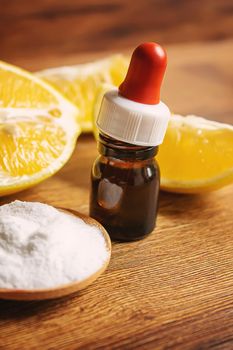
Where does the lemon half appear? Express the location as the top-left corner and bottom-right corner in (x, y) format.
(0, 61), (80, 196)
(36, 55), (128, 133)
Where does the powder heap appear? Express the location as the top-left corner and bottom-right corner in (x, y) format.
(0, 200), (109, 290)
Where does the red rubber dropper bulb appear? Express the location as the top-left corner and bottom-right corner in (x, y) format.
(119, 42), (167, 105)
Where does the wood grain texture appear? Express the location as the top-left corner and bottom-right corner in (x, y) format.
(0, 40), (233, 349)
(1, 0), (233, 65)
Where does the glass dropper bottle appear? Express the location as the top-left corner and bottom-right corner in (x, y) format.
(90, 42), (170, 241)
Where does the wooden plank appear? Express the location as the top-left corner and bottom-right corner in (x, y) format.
(0, 40), (233, 349)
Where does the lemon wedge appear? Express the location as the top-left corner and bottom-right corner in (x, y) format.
(36, 55), (128, 133)
(0, 60), (80, 196)
(158, 114), (233, 193)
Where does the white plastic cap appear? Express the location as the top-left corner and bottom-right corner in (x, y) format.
(96, 90), (170, 146)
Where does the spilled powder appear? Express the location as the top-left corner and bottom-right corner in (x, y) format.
(0, 201), (109, 290)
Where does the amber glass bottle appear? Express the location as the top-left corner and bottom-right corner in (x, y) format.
(90, 42), (170, 241)
(90, 133), (160, 241)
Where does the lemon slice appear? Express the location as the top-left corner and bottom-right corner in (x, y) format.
(36, 55), (128, 133)
(158, 115), (233, 193)
(0, 61), (80, 196)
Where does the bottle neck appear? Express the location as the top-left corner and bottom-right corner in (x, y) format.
(98, 133), (158, 161)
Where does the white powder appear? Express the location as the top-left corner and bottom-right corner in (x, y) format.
(0, 200), (110, 290)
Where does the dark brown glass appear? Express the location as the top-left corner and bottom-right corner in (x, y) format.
(90, 133), (160, 241)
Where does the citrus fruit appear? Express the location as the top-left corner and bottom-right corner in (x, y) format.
(0, 60), (80, 196)
(36, 55), (128, 133)
(158, 114), (233, 193)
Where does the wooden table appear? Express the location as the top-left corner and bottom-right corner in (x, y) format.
(0, 40), (233, 350)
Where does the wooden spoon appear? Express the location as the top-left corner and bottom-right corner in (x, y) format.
(0, 208), (111, 301)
